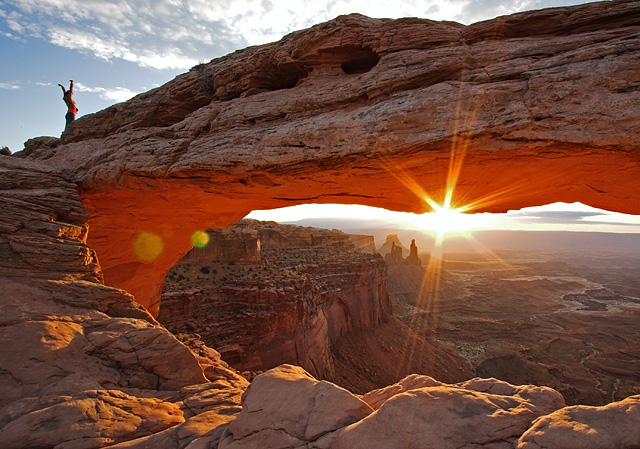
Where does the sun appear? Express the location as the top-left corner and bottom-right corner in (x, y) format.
(429, 206), (470, 234)
(411, 204), (490, 236)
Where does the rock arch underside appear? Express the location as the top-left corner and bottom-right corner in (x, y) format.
(2, 1), (640, 447)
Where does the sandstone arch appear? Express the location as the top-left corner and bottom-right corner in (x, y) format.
(25, 0), (640, 315)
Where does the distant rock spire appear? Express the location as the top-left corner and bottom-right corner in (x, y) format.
(384, 241), (404, 265)
(405, 239), (422, 267)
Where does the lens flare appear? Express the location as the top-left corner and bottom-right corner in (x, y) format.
(134, 232), (164, 261)
(191, 230), (210, 248)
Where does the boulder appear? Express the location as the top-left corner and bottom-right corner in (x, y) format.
(315, 383), (563, 449)
(219, 365), (373, 448)
(518, 394), (640, 449)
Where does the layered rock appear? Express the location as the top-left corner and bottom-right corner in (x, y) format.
(182, 226), (260, 263)
(21, 0), (640, 314)
(0, 156), (248, 448)
(3, 1), (640, 447)
(159, 220), (391, 380)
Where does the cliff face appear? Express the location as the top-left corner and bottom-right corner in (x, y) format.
(158, 220), (390, 380)
(182, 226), (261, 263)
(22, 0), (640, 315)
(0, 157), (248, 449)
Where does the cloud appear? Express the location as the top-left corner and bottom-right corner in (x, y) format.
(1, 0), (603, 70)
(502, 203), (640, 229)
(0, 82), (21, 90)
(508, 210), (607, 224)
(75, 82), (139, 102)
(454, 0), (600, 24)
(1, 0), (250, 69)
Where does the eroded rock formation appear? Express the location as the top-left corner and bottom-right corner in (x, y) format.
(159, 220), (390, 380)
(379, 234), (408, 257)
(384, 236), (424, 266)
(0, 157), (248, 448)
(218, 365), (571, 449)
(23, 0), (640, 315)
(2, 1), (640, 447)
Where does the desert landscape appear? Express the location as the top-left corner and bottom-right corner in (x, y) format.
(389, 244), (640, 406)
(1, 1), (640, 447)
(159, 220), (640, 407)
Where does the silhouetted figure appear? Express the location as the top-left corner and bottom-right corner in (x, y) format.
(58, 80), (77, 128)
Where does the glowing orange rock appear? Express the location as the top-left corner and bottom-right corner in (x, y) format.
(24, 1), (640, 314)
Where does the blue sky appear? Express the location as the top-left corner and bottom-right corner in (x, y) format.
(3, 0), (637, 233)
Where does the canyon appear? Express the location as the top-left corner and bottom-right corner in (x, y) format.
(2, 1), (640, 447)
(387, 245), (640, 406)
(158, 220), (471, 392)
(158, 220), (392, 381)
(160, 220), (640, 407)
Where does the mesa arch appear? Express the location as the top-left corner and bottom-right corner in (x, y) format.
(25, 0), (640, 316)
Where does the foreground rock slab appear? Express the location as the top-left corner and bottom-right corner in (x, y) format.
(518, 394), (640, 449)
(219, 365), (565, 449)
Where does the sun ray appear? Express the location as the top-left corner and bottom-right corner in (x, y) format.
(374, 61), (567, 377)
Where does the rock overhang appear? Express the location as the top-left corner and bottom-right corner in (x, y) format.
(23, 0), (640, 314)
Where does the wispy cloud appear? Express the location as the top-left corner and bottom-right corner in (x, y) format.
(0, 0), (603, 70)
(502, 203), (640, 229)
(75, 82), (139, 103)
(455, 0), (601, 24)
(0, 82), (21, 90)
(506, 210), (607, 224)
(1, 0), (249, 69)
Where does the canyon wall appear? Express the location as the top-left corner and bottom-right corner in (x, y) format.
(159, 220), (390, 379)
(0, 156), (249, 449)
(22, 0), (640, 315)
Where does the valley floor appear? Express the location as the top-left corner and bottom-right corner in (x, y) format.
(388, 249), (640, 405)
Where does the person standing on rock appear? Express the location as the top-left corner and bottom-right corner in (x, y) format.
(58, 80), (78, 128)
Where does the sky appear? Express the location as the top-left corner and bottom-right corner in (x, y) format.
(247, 202), (640, 234)
(2, 0), (636, 235)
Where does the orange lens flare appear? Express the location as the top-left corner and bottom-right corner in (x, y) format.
(191, 230), (210, 248)
(134, 232), (164, 262)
